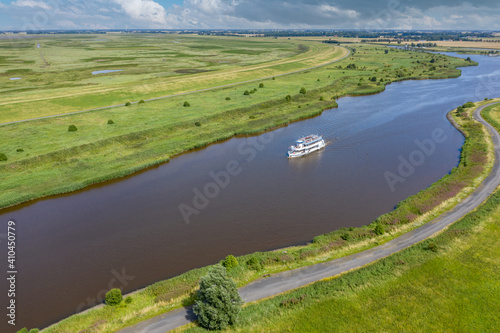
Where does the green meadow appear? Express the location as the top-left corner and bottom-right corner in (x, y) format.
(0, 35), (342, 122)
(0, 35), (475, 210)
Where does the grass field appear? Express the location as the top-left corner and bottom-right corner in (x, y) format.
(36, 99), (495, 333)
(0, 37), (475, 210)
(0, 35), (344, 122)
(177, 103), (500, 333)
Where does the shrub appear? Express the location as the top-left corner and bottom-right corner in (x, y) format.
(272, 77), (276, 80)
(105, 288), (123, 306)
(374, 224), (385, 235)
(125, 102), (131, 106)
(16, 148), (24, 153)
(124, 296), (133, 304)
(246, 257), (262, 271)
(319, 96), (324, 101)
(195, 122), (201, 127)
(299, 87), (306, 94)
(183, 101), (190, 107)
(68, 125), (77, 132)
(243, 90), (250, 95)
(222, 255), (238, 270)
(107, 120), (114, 125)
(280, 294), (307, 307)
(225, 97), (231, 101)
(340, 233), (351, 241)
(0, 153), (7, 162)
(426, 242), (439, 253)
(463, 102), (475, 108)
(259, 83), (264, 88)
(16, 329), (38, 333)
(285, 95), (291, 101)
(193, 265), (243, 330)
(138, 99), (145, 104)
(249, 115), (256, 119)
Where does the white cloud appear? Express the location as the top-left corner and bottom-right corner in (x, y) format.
(113, 0), (167, 25)
(12, 0), (51, 10)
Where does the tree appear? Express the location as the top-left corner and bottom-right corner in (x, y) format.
(222, 255), (238, 270)
(193, 265), (243, 330)
(105, 288), (123, 306)
(125, 102), (131, 106)
(107, 120), (114, 125)
(466, 57), (472, 62)
(0, 153), (7, 161)
(385, 49), (389, 54)
(243, 90), (250, 95)
(299, 87), (306, 94)
(68, 125), (77, 132)
(184, 101), (191, 107)
(259, 83), (264, 88)
(285, 94), (291, 101)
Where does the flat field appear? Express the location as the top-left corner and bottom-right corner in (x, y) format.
(0, 35), (474, 209)
(0, 34), (343, 122)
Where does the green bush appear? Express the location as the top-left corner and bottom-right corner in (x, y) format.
(124, 296), (133, 304)
(16, 148), (24, 152)
(183, 101), (190, 107)
(193, 265), (243, 330)
(195, 122), (201, 127)
(107, 120), (114, 125)
(426, 242), (439, 252)
(246, 257), (262, 271)
(125, 102), (131, 106)
(319, 96), (324, 101)
(138, 99), (145, 104)
(259, 83), (264, 88)
(300, 87), (306, 94)
(243, 90), (250, 95)
(68, 125), (77, 132)
(374, 224), (385, 235)
(225, 97), (231, 101)
(0, 153), (8, 161)
(463, 102), (475, 108)
(223, 255), (238, 270)
(285, 95), (291, 101)
(16, 328), (39, 333)
(105, 288), (123, 306)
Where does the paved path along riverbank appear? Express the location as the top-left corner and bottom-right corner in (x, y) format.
(120, 102), (500, 333)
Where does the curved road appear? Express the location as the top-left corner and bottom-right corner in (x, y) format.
(119, 101), (500, 333)
(0, 47), (350, 127)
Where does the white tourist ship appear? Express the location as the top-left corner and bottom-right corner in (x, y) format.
(287, 134), (326, 158)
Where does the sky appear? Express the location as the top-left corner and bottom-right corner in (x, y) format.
(0, 0), (499, 31)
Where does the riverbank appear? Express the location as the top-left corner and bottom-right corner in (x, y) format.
(38, 99), (498, 333)
(0, 45), (475, 210)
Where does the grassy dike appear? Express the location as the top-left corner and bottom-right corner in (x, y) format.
(38, 100), (497, 333)
(0, 45), (474, 210)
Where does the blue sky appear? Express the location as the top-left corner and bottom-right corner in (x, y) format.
(0, 0), (499, 31)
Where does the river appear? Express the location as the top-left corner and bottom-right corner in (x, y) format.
(1, 52), (500, 331)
